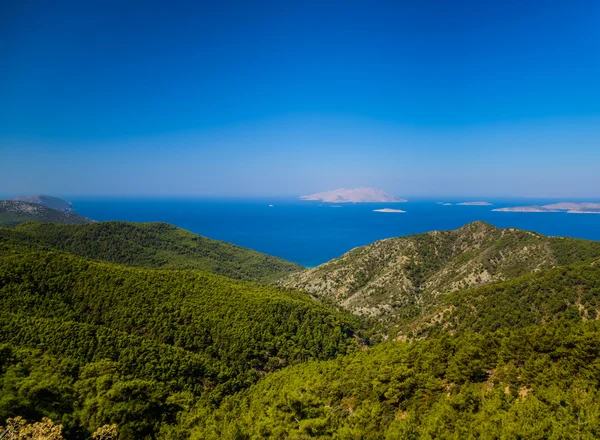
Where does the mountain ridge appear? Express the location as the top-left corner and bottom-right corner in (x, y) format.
(279, 221), (600, 329)
(0, 221), (303, 282)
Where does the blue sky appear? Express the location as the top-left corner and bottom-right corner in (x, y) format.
(1, 0), (599, 197)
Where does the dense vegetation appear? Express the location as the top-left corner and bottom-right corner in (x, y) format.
(3, 221), (600, 438)
(0, 245), (359, 439)
(0, 221), (302, 282)
(0, 201), (93, 227)
(194, 321), (600, 439)
(406, 263), (600, 338)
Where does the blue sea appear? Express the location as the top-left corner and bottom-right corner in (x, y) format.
(70, 197), (600, 268)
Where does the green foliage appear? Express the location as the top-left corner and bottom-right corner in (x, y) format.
(193, 321), (600, 439)
(0, 246), (358, 439)
(3, 221), (600, 439)
(409, 263), (600, 338)
(550, 237), (600, 266)
(0, 221), (302, 282)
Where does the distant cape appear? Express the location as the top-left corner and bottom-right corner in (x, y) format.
(300, 187), (407, 203)
(11, 194), (74, 212)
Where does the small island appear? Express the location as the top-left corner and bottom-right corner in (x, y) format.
(494, 202), (600, 214)
(373, 208), (406, 213)
(456, 201), (493, 206)
(301, 187), (407, 203)
(545, 202), (600, 213)
(493, 206), (558, 213)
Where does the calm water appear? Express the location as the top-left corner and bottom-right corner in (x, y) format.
(70, 197), (600, 267)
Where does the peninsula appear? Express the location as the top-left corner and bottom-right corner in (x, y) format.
(300, 187), (407, 203)
(11, 194), (74, 212)
(0, 200), (93, 226)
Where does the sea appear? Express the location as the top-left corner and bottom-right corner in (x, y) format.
(69, 197), (600, 268)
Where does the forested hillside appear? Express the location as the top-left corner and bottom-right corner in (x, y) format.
(3, 222), (600, 439)
(0, 200), (93, 226)
(193, 321), (600, 439)
(280, 221), (600, 328)
(0, 245), (359, 439)
(404, 263), (600, 338)
(0, 221), (302, 282)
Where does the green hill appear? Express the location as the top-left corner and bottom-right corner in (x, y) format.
(0, 221), (302, 282)
(0, 245), (360, 439)
(0, 200), (93, 226)
(279, 221), (600, 328)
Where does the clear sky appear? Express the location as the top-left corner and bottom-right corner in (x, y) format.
(1, 0), (599, 197)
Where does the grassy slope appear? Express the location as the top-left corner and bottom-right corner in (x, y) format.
(0, 221), (302, 282)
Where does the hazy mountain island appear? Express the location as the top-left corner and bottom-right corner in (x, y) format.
(300, 187), (407, 203)
(373, 208), (406, 213)
(494, 202), (600, 214)
(0, 200), (94, 226)
(10, 194), (75, 211)
(456, 201), (493, 206)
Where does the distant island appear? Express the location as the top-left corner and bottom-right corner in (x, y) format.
(456, 201), (493, 206)
(493, 206), (558, 213)
(494, 202), (600, 214)
(301, 187), (407, 203)
(11, 194), (74, 212)
(373, 208), (406, 213)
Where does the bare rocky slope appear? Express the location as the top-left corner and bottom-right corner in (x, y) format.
(279, 221), (600, 328)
